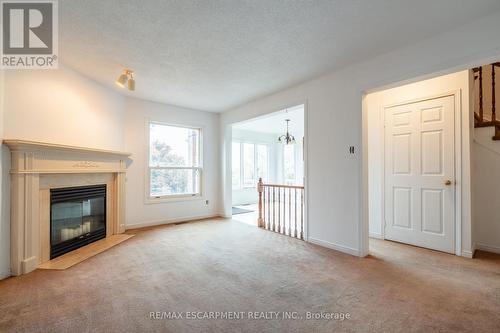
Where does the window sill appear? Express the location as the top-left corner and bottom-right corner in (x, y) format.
(145, 194), (204, 204)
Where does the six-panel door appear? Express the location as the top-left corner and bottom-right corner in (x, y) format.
(384, 95), (455, 253)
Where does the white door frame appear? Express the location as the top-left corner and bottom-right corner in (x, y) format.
(378, 90), (462, 255)
(224, 100), (310, 241)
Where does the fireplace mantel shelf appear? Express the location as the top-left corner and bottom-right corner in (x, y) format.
(3, 139), (131, 157)
(4, 139), (131, 175)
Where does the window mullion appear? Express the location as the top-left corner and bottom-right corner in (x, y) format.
(240, 142), (243, 189)
(254, 144), (258, 185)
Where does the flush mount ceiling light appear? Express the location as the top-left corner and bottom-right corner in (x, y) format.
(277, 119), (296, 145)
(116, 69), (135, 91)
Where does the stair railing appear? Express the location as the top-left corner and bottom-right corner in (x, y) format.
(257, 178), (304, 240)
(474, 63), (500, 140)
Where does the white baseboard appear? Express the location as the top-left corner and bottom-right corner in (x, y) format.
(475, 242), (500, 255)
(369, 232), (383, 239)
(461, 250), (474, 258)
(308, 237), (361, 256)
(125, 214), (222, 230)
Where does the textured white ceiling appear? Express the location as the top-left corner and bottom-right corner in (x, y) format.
(59, 0), (500, 112)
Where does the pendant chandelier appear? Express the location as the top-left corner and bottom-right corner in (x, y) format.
(277, 119), (296, 145)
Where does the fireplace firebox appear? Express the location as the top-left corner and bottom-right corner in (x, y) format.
(50, 185), (106, 259)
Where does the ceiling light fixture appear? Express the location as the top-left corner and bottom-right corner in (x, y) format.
(116, 69), (135, 91)
(278, 118), (296, 145)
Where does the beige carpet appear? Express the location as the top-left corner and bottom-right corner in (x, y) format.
(0, 218), (499, 332)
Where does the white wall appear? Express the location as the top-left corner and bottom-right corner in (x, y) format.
(221, 11), (500, 256)
(0, 69), (9, 279)
(365, 71), (473, 256)
(0, 149), (7, 280)
(3, 65), (124, 150)
(472, 113), (500, 254)
(365, 96), (383, 239)
(123, 97), (221, 228)
(0, 65), (126, 278)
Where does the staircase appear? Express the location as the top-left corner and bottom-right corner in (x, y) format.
(473, 63), (500, 140)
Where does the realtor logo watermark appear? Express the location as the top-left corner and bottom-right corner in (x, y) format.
(1, 0), (58, 69)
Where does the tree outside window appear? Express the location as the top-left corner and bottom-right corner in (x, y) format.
(149, 123), (202, 198)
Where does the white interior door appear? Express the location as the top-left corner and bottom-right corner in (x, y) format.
(384, 95), (455, 253)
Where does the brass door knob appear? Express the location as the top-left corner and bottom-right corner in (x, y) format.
(444, 180), (452, 186)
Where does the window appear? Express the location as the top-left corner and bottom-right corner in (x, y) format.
(256, 144), (268, 182)
(243, 143), (255, 187)
(284, 144), (295, 185)
(231, 142), (241, 189)
(148, 122), (202, 199)
(232, 141), (269, 189)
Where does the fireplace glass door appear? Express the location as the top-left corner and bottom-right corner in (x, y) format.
(50, 185), (106, 259)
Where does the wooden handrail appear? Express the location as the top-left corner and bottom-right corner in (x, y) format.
(259, 183), (304, 189)
(257, 178), (304, 240)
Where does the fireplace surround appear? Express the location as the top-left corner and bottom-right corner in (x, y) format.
(4, 140), (131, 276)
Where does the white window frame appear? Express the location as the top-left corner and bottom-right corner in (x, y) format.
(283, 144), (296, 185)
(231, 141), (242, 190)
(256, 143), (269, 184)
(146, 120), (204, 203)
(242, 142), (256, 188)
(232, 140), (269, 189)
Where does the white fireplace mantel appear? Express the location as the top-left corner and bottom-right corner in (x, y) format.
(3, 139), (131, 276)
